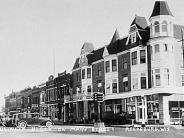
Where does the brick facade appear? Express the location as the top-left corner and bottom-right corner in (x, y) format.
(118, 52), (131, 92)
(92, 61), (105, 93)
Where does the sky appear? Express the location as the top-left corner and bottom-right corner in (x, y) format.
(0, 0), (184, 110)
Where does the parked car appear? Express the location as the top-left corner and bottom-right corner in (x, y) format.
(3, 113), (53, 129)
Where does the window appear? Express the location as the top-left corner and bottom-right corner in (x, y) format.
(162, 21), (167, 32)
(97, 65), (102, 76)
(166, 68), (169, 85)
(182, 75), (184, 86)
(82, 69), (85, 79)
(131, 51), (137, 65)
(131, 33), (136, 43)
(132, 75), (138, 90)
(98, 69), (102, 76)
(97, 80), (103, 92)
(123, 76), (128, 92)
(122, 57), (127, 69)
(87, 68), (91, 78)
(154, 21), (159, 33)
(155, 44), (159, 53)
(114, 104), (122, 114)
(151, 70), (154, 87)
(77, 86), (81, 93)
(105, 61), (110, 72)
(76, 72), (79, 82)
(105, 105), (113, 112)
(112, 79), (117, 93)
(155, 69), (161, 86)
(87, 85), (91, 93)
(112, 59), (117, 71)
(140, 50), (146, 63)
(150, 46), (153, 60)
(106, 81), (110, 94)
(141, 73), (147, 89)
(164, 44), (168, 52)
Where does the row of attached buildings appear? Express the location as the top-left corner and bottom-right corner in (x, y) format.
(5, 1), (184, 125)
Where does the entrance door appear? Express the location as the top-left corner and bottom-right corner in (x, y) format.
(137, 104), (146, 123)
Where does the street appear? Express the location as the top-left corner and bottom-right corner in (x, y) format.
(0, 125), (184, 138)
(0, 125), (130, 138)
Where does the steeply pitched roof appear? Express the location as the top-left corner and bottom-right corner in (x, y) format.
(110, 29), (120, 44)
(131, 16), (148, 30)
(81, 42), (94, 53)
(92, 47), (105, 62)
(107, 37), (128, 55)
(174, 24), (184, 40)
(150, 1), (173, 18)
(72, 58), (80, 70)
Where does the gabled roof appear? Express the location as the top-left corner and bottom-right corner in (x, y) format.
(110, 29), (120, 44)
(174, 24), (184, 40)
(150, 1), (173, 18)
(131, 16), (148, 30)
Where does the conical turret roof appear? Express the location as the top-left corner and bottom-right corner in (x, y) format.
(150, 1), (173, 18)
(110, 29), (120, 44)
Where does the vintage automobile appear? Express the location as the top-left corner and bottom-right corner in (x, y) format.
(3, 113), (53, 129)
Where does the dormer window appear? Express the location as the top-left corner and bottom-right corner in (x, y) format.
(131, 33), (136, 43)
(154, 21), (160, 33)
(126, 24), (142, 45)
(162, 21), (168, 32)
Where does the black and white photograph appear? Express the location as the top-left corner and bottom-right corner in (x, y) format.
(0, 0), (184, 138)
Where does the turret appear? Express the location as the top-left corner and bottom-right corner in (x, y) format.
(149, 1), (174, 38)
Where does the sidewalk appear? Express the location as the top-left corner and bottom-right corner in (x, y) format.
(52, 121), (184, 130)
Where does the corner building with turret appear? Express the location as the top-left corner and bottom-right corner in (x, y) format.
(71, 1), (184, 125)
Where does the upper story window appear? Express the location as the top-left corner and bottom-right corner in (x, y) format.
(122, 57), (128, 69)
(162, 21), (168, 32)
(112, 59), (117, 71)
(182, 75), (184, 86)
(76, 72), (80, 82)
(106, 81), (110, 94)
(77, 86), (81, 93)
(155, 44), (160, 53)
(112, 79), (117, 93)
(154, 21), (159, 33)
(141, 73), (147, 89)
(164, 68), (169, 85)
(132, 75), (138, 90)
(131, 51), (137, 65)
(105, 61), (110, 73)
(97, 65), (102, 76)
(97, 80), (103, 92)
(164, 44), (168, 52)
(87, 68), (91, 78)
(155, 69), (161, 86)
(87, 85), (92, 93)
(140, 50), (146, 64)
(82, 69), (85, 79)
(123, 76), (128, 92)
(131, 33), (136, 43)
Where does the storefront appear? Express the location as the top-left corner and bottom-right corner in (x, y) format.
(169, 101), (184, 124)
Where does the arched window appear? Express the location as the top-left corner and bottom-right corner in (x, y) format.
(154, 21), (159, 33)
(162, 21), (168, 32)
